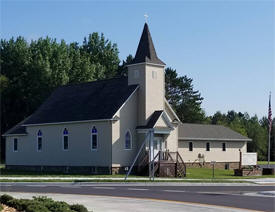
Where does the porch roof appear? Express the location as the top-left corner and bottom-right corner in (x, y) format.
(136, 110), (163, 129)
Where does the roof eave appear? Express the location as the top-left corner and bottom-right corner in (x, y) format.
(178, 137), (252, 142)
(2, 133), (28, 137)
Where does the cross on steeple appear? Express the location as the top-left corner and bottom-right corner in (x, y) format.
(144, 13), (149, 23)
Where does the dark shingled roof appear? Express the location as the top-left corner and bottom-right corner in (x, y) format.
(179, 123), (251, 141)
(3, 121), (27, 136)
(136, 110), (163, 129)
(4, 77), (138, 135)
(132, 23), (165, 65)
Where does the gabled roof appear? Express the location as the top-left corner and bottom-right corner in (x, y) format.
(132, 23), (165, 66)
(4, 77), (138, 135)
(178, 123), (252, 141)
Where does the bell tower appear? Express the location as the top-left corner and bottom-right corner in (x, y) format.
(128, 23), (166, 126)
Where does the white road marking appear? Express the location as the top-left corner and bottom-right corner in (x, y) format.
(128, 188), (149, 191)
(163, 190), (186, 193)
(93, 187), (115, 190)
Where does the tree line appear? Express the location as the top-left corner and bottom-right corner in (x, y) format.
(1, 35), (274, 161)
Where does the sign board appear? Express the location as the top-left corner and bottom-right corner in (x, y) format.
(210, 161), (216, 165)
(241, 153), (257, 166)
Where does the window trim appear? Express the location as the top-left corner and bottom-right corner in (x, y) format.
(206, 142), (210, 151)
(13, 138), (18, 152)
(37, 131), (42, 152)
(188, 142), (193, 151)
(62, 128), (69, 151)
(222, 142), (226, 151)
(124, 130), (132, 150)
(91, 127), (98, 151)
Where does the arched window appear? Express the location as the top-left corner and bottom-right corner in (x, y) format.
(91, 126), (98, 150)
(37, 130), (42, 151)
(63, 128), (69, 150)
(125, 130), (132, 150)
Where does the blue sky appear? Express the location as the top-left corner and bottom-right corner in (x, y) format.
(1, 0), (274, 118)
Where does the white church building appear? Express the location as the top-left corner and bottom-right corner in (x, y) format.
(3, 23), (251, 176)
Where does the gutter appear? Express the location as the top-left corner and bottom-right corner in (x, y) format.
(178, 137), (252, 142)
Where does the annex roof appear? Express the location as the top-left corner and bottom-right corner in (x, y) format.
(178, 123), (252, 141)
(132, 23), (165, 66)
(4, 77), (138, 135)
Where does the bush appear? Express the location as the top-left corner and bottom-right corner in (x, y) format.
(0, 194), (88, 212)
(7, 199), (32, 211)
(26, 203), (50, 212)
(0, 204), (3, 210)
(70, 204), (88, 212)
(0, 194), (13, 205)
(46, 201), (73, 212)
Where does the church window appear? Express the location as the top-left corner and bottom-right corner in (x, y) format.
(206, 142), (210, 151)
(152, 71), (157, 79)
(91, 126), (98, 150)
(134, 70), (139, 78)
(188, 142), (193, 151)
(63, 128), (69, 150)
(13, 138), (18, 152)
(37, 130), (42, 151)
(125, 130), (132, 150)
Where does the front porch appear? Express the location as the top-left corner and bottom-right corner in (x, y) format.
(137, 150), (186, 177)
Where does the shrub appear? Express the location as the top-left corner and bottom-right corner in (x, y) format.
(0, 194), (13, 205)
(0, 204), (3, 210)
(33, 197), (72, 212)
(26, 203), (50, 212)
(70, 204), (88, 212)
(7, 199), (32, 211)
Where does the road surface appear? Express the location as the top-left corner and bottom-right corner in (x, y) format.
(0, 183), (274, 211)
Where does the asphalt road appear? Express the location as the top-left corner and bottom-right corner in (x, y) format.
(0, 183), (274, 212)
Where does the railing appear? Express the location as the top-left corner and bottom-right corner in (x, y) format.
(137, 150), (186, 178)
(176, 152), (186, 177)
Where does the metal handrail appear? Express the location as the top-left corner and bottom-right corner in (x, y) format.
(125, 132), (151, 181)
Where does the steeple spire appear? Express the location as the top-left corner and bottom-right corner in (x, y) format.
(132, 23), (165, 65)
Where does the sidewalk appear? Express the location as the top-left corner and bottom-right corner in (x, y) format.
(0, 192), (252, 212)
(0, 177), (274, 184)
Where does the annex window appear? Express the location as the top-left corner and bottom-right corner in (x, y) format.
(63, 128), (69, 150)
(91, 126), (98, 150)
(37, 130), (42, 152)
(13, 138), (18, 152)
(206, 142), (210, 151)
(125, 130), (132, 150)
(188, 142), (193, 151)
(222, 143), (226, 151)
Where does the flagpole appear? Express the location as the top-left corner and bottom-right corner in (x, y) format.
(267, 126), (271, 168)
(268, 92), (271, 167)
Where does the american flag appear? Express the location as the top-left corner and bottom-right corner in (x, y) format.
(268, 93), (272, 132)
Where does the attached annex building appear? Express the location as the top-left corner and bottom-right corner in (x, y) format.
(3, 23), (251, 174)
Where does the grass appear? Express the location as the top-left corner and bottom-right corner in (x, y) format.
(257, 161), (275, 165)
(0, 167), (274, 182)
(186, 168), (274, 179)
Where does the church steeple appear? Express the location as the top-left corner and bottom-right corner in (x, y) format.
(133, 23), (165, 65)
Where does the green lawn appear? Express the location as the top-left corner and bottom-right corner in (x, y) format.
(0, 167), (274, 180)
(257, 161), (275, 165)
(186, 167), (275, 179)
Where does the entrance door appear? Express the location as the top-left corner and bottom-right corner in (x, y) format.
(153, 137), (162, 161)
